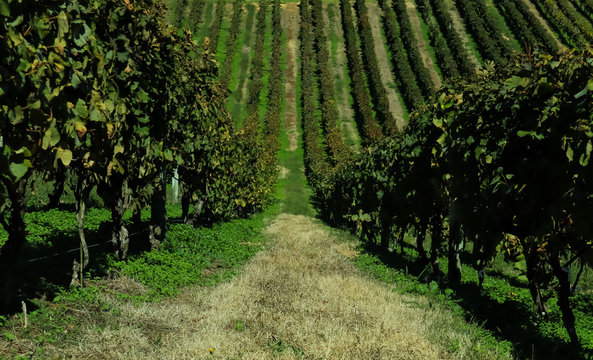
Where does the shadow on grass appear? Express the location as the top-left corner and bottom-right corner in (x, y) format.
(358, 242), (587, 360)
(4, 221), (154, 316)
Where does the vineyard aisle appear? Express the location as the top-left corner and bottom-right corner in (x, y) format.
(60, 212), (483, 359)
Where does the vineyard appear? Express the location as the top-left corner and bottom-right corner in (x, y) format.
(2, 0), (593, 358)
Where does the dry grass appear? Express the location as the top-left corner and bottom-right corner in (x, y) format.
(35, 214), (510, 359)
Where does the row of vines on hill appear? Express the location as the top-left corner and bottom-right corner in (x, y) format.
(354, 0), (398, 135)
(575, 0), (593, 23)
(427, 0), (475, 76)
(534, 0), (589, 48)
(219, 0), (245, 91)
(300, 0), (329, 189)
(207, 0), (226, 52)
(339, 0), (383, 144)
(0, 0), (273, 311)
(376, 0), (423, 111)
(415, 0), (460, 80)
(311, 0), (352, 165)
(313, 51), (593, 350)
(263, 0), (283, 160)
(493, 0), (561, 54)
(454, 0), (513, 65)
(387, 0), (435, 99)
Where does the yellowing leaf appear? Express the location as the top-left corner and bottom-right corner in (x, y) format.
(75, 121), (87, 138)
(56, 147), (72, 166)
(114, 144), (124, 155)
(106, 123), (116, 139)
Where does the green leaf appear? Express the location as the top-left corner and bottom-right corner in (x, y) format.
(0, 0), (9, 16)
(89, 109), (104, 122)
(74, 99), (89, 118)
(71, 73), (81, 88)
(505, 76), (530, 90)
(566, 146), (574, 162)
(57, 11), (69, 38)
(28, 100), (41, 110)
(9, 162), (29, 180)
(8, 106), (23, 124)
(73, 23), (91, 47)
(42, 126), (60, 150)
(114, 144), (124, 155)
(579, 153), (590, 167)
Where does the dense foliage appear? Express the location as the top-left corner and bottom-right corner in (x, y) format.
(0, 0), (273, 310)
(316, 50), (593, 351)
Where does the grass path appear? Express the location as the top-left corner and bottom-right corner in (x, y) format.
(55, 214), (505, 359)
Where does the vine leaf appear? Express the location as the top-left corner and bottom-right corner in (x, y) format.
(42, 126), (60, 150)
(56, 147), (72, 166)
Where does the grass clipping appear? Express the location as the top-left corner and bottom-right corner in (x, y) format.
(49, 214), (508, 359)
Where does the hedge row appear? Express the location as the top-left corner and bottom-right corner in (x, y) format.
(301, 0), (330, 186)
(388, 0), (435, 99)
(374, 0), (423, 111)
(427, 0), (475, 77)
(415, 0), (460, 80)
(311, 0), (352, 164)
(0, 0), (274, 303)
(339, 0), (383, 144)
(494, 0), (560, 54)
(454, 0), (510, 65)
(219, 0), (245, 91)
(534, 0), (588, 48)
